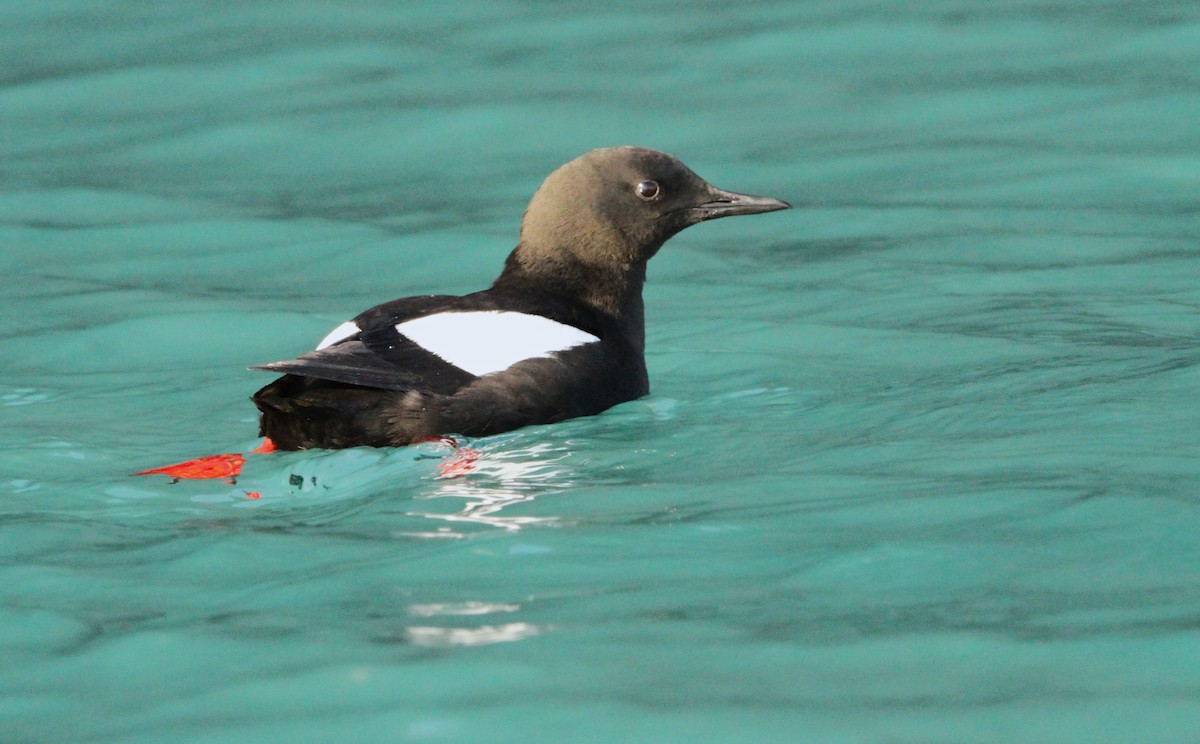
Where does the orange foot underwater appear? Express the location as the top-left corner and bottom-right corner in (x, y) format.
(134, 438), (277, 485)
(412, 436), (480, 479)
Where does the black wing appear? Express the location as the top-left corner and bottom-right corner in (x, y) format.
(249, 290), (612, 394)
(250, 338), (475, 394)
(250, 294), (476, 394)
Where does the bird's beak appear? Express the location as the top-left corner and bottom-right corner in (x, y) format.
(690, 186), (792, 223)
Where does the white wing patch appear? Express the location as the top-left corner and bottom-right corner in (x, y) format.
(315, 321), (359, 350)
(395, 311), (600, 377)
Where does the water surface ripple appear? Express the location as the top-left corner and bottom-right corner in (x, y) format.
(3, 2), (1199, 742)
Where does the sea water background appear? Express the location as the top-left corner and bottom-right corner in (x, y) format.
(3, 2), (1199, 742)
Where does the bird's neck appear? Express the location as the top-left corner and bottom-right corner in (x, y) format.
(492, 245), (647, 350)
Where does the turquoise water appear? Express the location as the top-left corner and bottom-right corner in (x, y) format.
(4, 2), (1200, 741)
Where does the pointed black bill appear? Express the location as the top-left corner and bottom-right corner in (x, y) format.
(690, 186), (791, 223)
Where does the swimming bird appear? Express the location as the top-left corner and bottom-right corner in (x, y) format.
(251, 146), (790, 449)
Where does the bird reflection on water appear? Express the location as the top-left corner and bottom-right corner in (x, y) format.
(401, 438), (579, 534)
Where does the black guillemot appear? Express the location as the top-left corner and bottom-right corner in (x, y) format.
(251, 146), (790, 449)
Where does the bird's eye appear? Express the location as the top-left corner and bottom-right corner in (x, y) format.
(635, 180), (661, 200)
